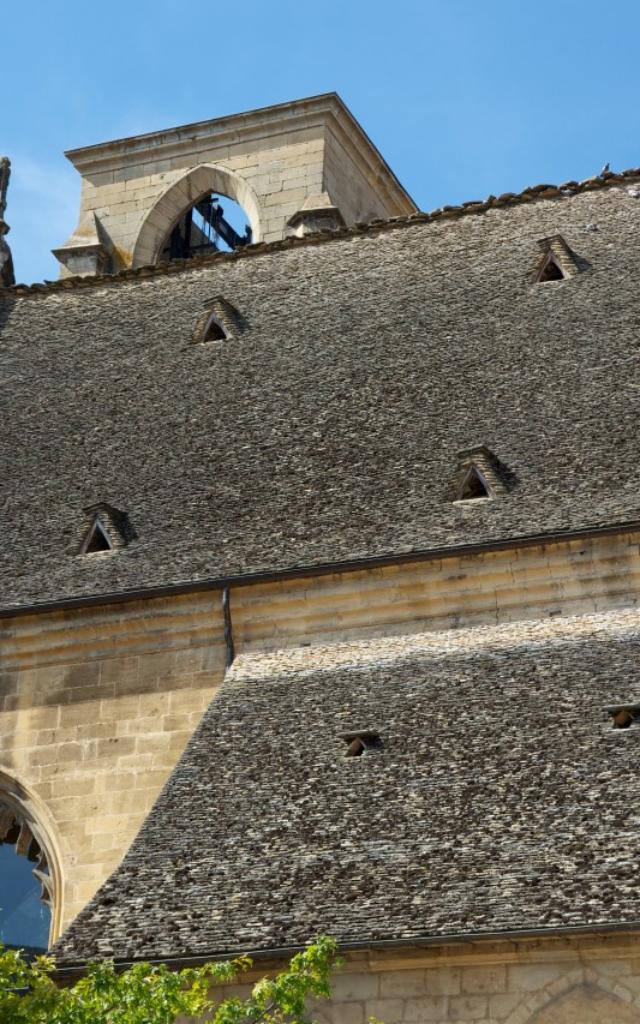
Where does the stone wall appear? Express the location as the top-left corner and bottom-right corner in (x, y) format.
(0, 590), (226, 934)
(230, 527), (640, 652)
(323, 126), (400, 225)
(203, 936), (640, 1024)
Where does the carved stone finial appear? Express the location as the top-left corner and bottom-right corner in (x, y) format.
(0, 157), (15, 288)
(52, 211), (110, 278)
(285, 192), (346, 238)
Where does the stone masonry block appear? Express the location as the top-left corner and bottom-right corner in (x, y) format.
(135, 733), (172, 756)
(169, 689), (209, 714)
(403, 996), (449, 1022)
(326, 1003), (364, 1024)
(461, 965), (507, 994)
(264, 188), (308, 208)
(507, 964), (564, 993)
(379, 970), (426, 997)
(95, 736), (136, 759)
(364, 999), (404, 1022)
(28, 741), (83, 766)
(447, 995), (489, 1020)
(422, 969), (462, 996)
(100, 693), (141, 719)
(331, 973), (379, 1001)
(488, 992), (523, 1019)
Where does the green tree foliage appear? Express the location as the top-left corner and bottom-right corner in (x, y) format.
(0, 936), (341, 1024)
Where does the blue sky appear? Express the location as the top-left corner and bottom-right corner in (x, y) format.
(4, 0), (640, 284)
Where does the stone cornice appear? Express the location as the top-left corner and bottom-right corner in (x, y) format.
(63, 93), (415, 219)
(65, 93), (340, 168)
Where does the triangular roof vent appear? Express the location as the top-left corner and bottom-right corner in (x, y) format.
(451, 446), (511, 502)
(340, 731), (381, 757)
(192, 296), (245, 343)
(458, 465), (490, 500)
(537, 251), (565, 282)
(534, 234), (581, 282)
(76, 502), (135, 555)
(82, 518), (112, 553)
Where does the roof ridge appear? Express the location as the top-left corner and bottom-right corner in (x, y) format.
(3, 168), (640, 298)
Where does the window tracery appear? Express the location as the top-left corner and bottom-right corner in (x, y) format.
(0, 800), (53, 950)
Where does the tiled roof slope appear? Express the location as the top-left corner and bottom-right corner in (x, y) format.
(54, 609), (640, 963)
(3, 182), (640, 608)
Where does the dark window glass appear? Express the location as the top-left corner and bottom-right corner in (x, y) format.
(0, 843), (50, 949)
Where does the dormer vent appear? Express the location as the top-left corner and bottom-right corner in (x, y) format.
(75, 502), (135, 556)
(82, 518), (112, 553)
(192, 296), (244, 343)
(203, 315), (227, 342)
(537, 252), (565, 282)
(606, 703), (640, 729)
(534, 234), (582, 283)
(458, 465), (490, 501)
(451, 446), (510, 502)
(340, 731), (381, 757)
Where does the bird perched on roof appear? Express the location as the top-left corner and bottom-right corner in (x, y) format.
(600, 162), (610, 177)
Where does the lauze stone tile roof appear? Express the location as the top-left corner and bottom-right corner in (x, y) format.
(53, 609), (640, 964)
(7, 171), (640, 963)
(2, 181), (640, 609)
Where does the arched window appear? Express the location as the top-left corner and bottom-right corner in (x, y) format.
(159, 193), (252, 262)
(132, 165), (262, 268)
(0, 789), (58, 950)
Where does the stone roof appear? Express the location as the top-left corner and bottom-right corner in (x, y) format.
(3, 179), (640, 610)
(53, 608), (640, 964)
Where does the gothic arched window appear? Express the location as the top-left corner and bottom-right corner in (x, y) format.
(0, 799), (54, 950)
(159, 193), (252, 262)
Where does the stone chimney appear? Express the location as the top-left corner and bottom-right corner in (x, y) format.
(0, 158), (15, 288)
(53, 93), (417, 277)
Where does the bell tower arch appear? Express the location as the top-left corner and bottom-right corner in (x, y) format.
(132, 164), (262, 269)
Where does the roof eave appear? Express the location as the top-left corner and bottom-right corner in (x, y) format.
(2, 517), (640, 620)
(53, 918), (640, 979)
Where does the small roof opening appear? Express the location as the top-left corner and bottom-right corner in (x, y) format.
(203, 315), (227, 342)
(340, 731), (381, 757)
(81, 518), (112, 554)
(606, 703), (640, 729)
(457, 465), (490, 501)
(538, 254), (565, 282)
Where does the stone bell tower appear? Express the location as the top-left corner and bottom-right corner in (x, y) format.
(52, 93), (417, 277)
